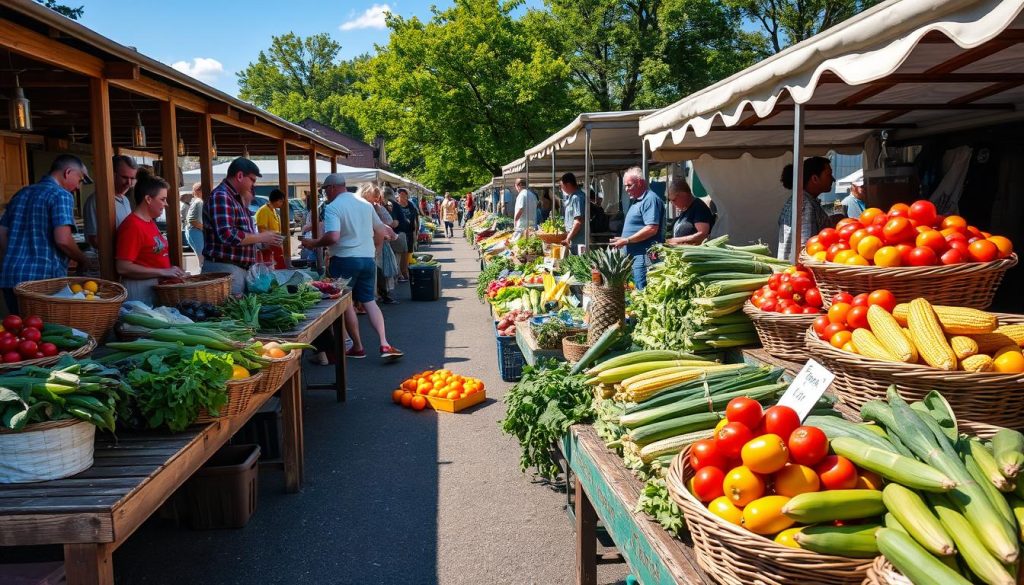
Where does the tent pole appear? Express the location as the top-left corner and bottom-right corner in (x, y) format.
(791, 103), (806, 262)
(525, 157), (531, 232)
(642, 139), (649, 180)
(551, 150), (557, 214)
(584, 125), (592, 252)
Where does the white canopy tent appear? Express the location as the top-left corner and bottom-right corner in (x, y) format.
(183, 159), (433, 195)
(639, 0), (1024, 257)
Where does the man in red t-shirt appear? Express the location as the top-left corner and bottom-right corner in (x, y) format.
(116, 174), (185, 304)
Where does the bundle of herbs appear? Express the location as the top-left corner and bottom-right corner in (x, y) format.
(120, 349), (234, 432)
(500, 360), (595, 481)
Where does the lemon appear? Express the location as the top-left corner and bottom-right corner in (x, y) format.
(83, 280), (99, 293)
(231, 365), (250, 380)
(70, 284), (83, 293)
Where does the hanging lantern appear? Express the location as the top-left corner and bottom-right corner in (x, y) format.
(242, 144), (250, 159)
(211, 138), (217, 158)
(177, 135), (186, 157)
(132, 112), (147, 148)
(9, 75), (31, 132)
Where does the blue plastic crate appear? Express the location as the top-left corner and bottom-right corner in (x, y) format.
(495, 321), (526, 382)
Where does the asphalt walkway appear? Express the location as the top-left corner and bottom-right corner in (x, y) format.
(108, 230), (628, 584)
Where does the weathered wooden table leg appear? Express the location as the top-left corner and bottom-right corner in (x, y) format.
(294, 367), (305, 484)
(333, 315), (347, 402)
(64, 542), (114, 585)
(576, 476), (598, 585)
(281, 372), (302, 493)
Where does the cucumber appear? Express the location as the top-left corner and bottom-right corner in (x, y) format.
(876, 528), (971, 585)
(805, 415), (898, 453)
(793, 524), (880, 558)
(782, 490), (885, 524)
(569, 322), (621, 375)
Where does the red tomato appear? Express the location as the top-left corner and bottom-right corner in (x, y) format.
(888, 202), (911, 217)
(726, 397), (763, 429)
(846, 305), (870, 329)
(867, 290), (897, 313)
(968, 239), (999, 263)
(851, 293), (869, 307)
(832, 292), (854, 306)
(943, 230), (968, 243)
(23, 315), (43, 331)
(804, 288), (823, 308)
(691, 467), (726, 502)
(17, 340), (37, 358)
(690, 439), (727, 471)
(836, 217), (861, 230)
(762, 406), (800, 442)
(782, 305), (802, 315)
(776, 282), (794, 300)
(0, 335), (17, 354)
(716, 422), (754, 460)
(909, 200), (937, 227)
(39, 342), (59, 357)
(940, 248), (965, 265)
(871, 212), (890, 227)
(826, 242), (850, 262)
(812, 315), (831, 339)
(815, 455), (859, 490)
(817, 228), (839, 247)
(20, 327), (41, 343)
(948, 239), (970, 255)
(801, 306), (818, 314)
(3, 351), (21, 363)
(827, 302), (851, 325)
(883, 217), (917, 244)
(760, 299), (778, 312)
(790, 275), (813, 295)
(2, 315), (22, 333)
(768, 273), (783, 290)
(907, 246), (938, 266)
(788, 426), (829, 466)
(865, 224), (885, 240)
(822, 322), (847, 340)
(896, 243), (915, 265)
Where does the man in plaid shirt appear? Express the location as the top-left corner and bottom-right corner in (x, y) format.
(0, 154), (91, 313)
(201, 157), (283, 294)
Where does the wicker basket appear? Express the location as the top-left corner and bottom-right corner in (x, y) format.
(152, 273), (232, 307)
(667, 449), (874, 585)
(742, 301), (820, 361)
(536, 232), (567, 244)
(0, 336), (96, 373)
(0, 419), (95, 483)
(253, 349), (300, 394)
(195, 372), (263, 424)
(862, 557), (910, 585)
(14, 278), (126, 340)
(562, 335), (591, 363)
(799, 252), (1017, 309)
(804, 323), (1024, 438)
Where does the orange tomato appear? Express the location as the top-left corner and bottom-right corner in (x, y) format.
(848, 229), (869, 252)
(967, 239), (999, 263)
(741, 434), (790, 474)
(941, 215), (968, 231)
(723, 466), (766, 506)
(806, 241), (825, 255)
(400, 392), (414, 408)
(993, 351), (1024, 374)
(882, 217), (916, 244)
(844, 253), (869, 266)
(830, 330), (853, 349)
(859, 207), (884, 226)
(773, 463), (821, 497)
(827, 302), (851, 325)
(987, 236), (1014, 258)
(873, 246), (902, 267)
(888, 202), (911, 216)
(707, 496), (743, 526)
(915, 230), (948, 254)
(411, 395), (427, 411)
(856, 235), (883, 262)
(741, 495), (795, 535)
(832, 249), (857, 264)
(856, 470), (884, 490)
(428, 389), (439, 397)
(392, 389), (404, 404)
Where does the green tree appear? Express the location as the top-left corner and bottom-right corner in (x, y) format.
(36, 0), (83, 19)
(347, 0), (575, 190)
(728, 0), (880, 53)
(237, 33), (365, 138)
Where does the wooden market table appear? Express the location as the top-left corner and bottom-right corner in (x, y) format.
(276, 293), (352, 402)
(0, 354), (304, 585)
(563, 425), (713, 585)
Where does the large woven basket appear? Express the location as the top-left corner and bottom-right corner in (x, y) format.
(862, 557), (909, 585)
(0, 336), (96, 373)
(0, 419), (95, 483)
(561, 335), (591, 363)
(742, 301), (820, 361)
(152, 273), (232, 307)
(195, 372), (263, 424)
(804, 322), (1024, 438)
(536, 232), (566, 244)
(587, 283), (625, 344)
(14, 278), (126, 340)
(667, 448), (874, 585)
(799, 252), (1017, 309)
(253, 348), (300, 394)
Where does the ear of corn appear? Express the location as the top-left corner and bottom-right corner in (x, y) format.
(868, 305), (917, 363)
(972, 325), (1024, 354)
(851, 328), (897, 361)
(992, 429), (1024, 479)
(901, 328), (919, 363)
(638, 429), (714, 464)
(829, 436), (955, 492)
(906, 299), (958, 371)
(930, 495), (1016, 585)
(881, 484), (955, 556)
(961, 354), (993, 372)
(949, 336), (979, 360)
(876, 528), (973, 585)
(892, 303), (998, 334)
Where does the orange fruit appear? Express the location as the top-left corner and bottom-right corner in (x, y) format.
(411, 395), (427, 411)
(428, 389), (439, 397)
(988, 235), (1014, 258)
(400, 392), (414, 408)
(476, 381), (485, 392)
(392, 390), (404, 404)
(446, 390), (460, 400)
(858, 207), (884, 226)
(873, 246), (902, 267)
(993, 351), (1024, 374)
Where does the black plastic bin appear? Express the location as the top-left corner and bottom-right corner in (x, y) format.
(410, 265), (441, 301)
(184, 444), (260, 530)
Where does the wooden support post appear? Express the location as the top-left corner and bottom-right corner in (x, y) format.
(88, 78), (116, 281)
(330, 155), (338, 174)
(277, 140), (291, 264)
(575, 476), (598, 585)
(308, 145), (321, 270)
(64, 542), (114, 585)
(160, 101), (183, 267)
(197, 114), (213, 197)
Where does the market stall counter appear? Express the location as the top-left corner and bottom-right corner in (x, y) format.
(275, 293), (353, 403)
(0, 356), (301, 585)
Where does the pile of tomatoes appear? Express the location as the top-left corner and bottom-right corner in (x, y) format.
(0, 315), (59, 363)
(391, 369), (486, 412)
(805, 199), (1014, 267)
(689, 397), (880, 538)
(749, 266), (823, 314)
(810, 289), (897, 349)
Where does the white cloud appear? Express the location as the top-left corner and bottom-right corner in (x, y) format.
(339, 4), (391, 31)
(170, 57), (225, 84)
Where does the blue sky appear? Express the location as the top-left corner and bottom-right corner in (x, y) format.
(79, 0), (541, 97)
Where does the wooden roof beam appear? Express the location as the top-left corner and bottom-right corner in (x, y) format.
(110, 76), (208, 113)
(104, 62), (139, 80)
(0, 19), (103, 77)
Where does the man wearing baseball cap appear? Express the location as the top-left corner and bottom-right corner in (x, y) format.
(202, 157), (283, 294)
(841, 175), (867, 219)
(0, 154), (91, 313)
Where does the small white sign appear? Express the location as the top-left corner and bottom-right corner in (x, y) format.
(777, 359), (835, 421)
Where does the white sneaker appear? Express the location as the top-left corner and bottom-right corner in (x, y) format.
(344, 338), (354, 352)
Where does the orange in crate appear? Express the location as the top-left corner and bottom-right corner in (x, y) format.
(393, 370), (486, 413)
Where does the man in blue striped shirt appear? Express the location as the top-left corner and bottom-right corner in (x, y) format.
(0, 154), (91, 313)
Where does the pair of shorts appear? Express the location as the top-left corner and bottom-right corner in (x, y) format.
(404, 231), (416, 252)
(329, 256), (377, 303)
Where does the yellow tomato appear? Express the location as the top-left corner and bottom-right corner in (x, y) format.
(856, 235), (884, 262)
(873, 246), (902, 267)
(723, 466), (765, 507)
(70, 284), (83, 293)
(706, 496), (743, 526)
(812, 251), (827, 262)
(832, 250), (857, 264)
(844, 254), (870, 266)
(774, 527), (803, 549)
(993, 350), (1024, 374)
(741, 495), (794, 535)
(83, 280), (99, 293)
(773, 464), (820, 497)
(740, 434), (790, 475)
(231, 365), (250, 380)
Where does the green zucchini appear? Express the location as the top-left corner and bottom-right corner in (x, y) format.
(569, 322), (621, 375)
(876, 528), (971, 585)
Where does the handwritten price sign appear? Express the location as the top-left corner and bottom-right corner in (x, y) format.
(777, 359), (836, 421)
